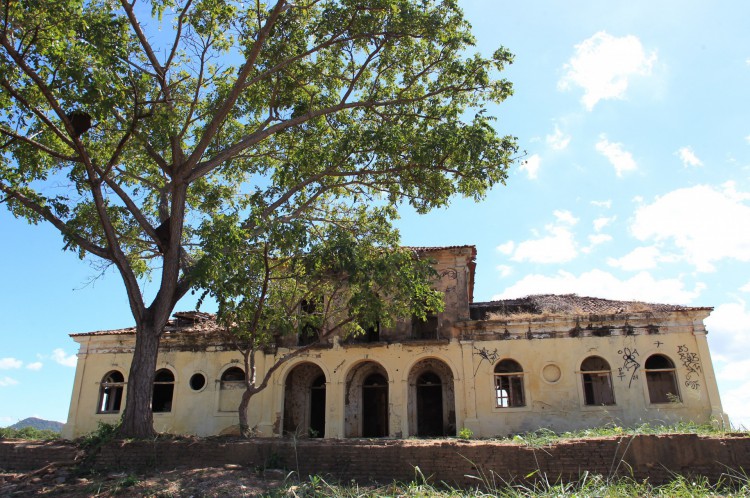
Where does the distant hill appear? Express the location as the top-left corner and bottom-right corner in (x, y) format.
(7, 417), (63, 433)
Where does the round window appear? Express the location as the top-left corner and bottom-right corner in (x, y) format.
(189, 373), (206, 391)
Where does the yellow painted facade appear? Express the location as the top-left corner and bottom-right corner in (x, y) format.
(62, 246), (728, 439)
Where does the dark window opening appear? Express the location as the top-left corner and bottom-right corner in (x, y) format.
(645, 354), (680, 403)
(221, 367), (246, 387)
(347, 322), (381, 343)
(581, 356), (615, 406)
(309, 374), (326, 438)
(98, 371), (124, 414)
(362, 373), (389, 437)
(494, 359), (525, 408)
(298, 299), (321, 346)
(412, 314), (438, 340)
(189, 373), (206, 391)
(152, 369), (175, 413)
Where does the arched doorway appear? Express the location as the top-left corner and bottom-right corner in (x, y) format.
(362, 373), (389, 437)
(416, 372), (443, 436)
(283, 363), (326, 437)
(407, 358), (456, 437)
(344, 361), (389, 437)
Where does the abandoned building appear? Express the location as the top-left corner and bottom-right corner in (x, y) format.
(62, 245), (728, 439)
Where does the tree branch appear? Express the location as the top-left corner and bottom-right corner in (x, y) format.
(0, 183), (111, 259)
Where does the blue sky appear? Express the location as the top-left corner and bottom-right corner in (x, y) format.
(1, 0), (749, 429)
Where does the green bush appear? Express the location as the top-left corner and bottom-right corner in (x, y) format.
(0, 426), (59, 440)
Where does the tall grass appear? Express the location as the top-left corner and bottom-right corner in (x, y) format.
(497, 420), (744, 448)
(269, 470), (750, 497)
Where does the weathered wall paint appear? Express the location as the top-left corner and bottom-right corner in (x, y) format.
(62, 247), (729, 438)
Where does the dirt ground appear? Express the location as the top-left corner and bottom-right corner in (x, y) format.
(0, 464), (294, 497)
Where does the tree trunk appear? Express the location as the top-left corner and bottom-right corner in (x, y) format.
(119, 321), (161, 438)
(238, 389), (256, 437)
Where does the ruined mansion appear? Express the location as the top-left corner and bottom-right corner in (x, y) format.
(62, 246), (728, 438)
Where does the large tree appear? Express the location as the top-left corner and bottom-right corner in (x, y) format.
(194, 209), (445, 435)
(0, 0), (517, 437)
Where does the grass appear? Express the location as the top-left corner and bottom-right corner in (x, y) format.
(492, 420), (745, 448)
(265, 470), (750, 497)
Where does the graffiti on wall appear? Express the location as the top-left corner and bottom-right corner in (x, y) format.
(473, 346), (499, 376)
(677, 345), (702, 390)
(617, 347), (641, 388)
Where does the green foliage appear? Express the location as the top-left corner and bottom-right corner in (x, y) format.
(79, 421), (121, 449)
(0, 0), (518, 436)
(498, 421), (738, 448)
(0, 426), (60, 440)
(458, 427), (474, 440)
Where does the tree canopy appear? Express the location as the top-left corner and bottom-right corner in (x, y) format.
(0, 0), (518, 437)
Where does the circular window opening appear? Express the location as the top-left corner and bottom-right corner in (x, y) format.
(190, 373), (206, 391)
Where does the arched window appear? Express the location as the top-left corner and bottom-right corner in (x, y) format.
(152, 369), (175, 413)
(218, 366), (246, 412)
(221, 367), (246, 386)
(645, 354), (680, 403)
(494, 360), (525, 408)
(581, 356), (615, 406)
(98, 371), (125, 414)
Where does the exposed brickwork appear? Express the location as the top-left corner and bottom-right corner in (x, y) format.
(0, 441), (78, 471)
(2, 435), (748, 486)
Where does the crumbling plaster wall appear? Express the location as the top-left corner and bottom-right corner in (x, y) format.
(63, 309), (724, 439)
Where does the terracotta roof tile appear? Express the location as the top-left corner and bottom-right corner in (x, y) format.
(470, 294), (711, 319)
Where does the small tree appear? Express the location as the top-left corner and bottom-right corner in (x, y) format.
(0, 0), (517, 437)
(195, 208), (443, 435)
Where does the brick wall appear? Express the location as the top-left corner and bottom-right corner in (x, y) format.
(2, 435), (748, 485)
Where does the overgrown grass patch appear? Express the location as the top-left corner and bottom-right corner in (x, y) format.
(267, 470), (750, 497)
(493, 421), (747, 448)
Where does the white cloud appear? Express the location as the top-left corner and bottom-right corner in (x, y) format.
(519, 154), (541, 180)
(676, 146), (703, 168)
(497, 265), (513, 278)
(51, 348), (77, 368)
(588, 234), (612, 246)
(745, 134), (750, 144)
(593, 216), (615, 232)
(493, 269), (703, 304)
(497, 241), (515, 255)
(26, 362), (43, 371)
(718, 378), (750, 429)
(581, 234), (613, 254)
(0, 377), (18, 387)
(502, 210), (580, 264)
(511, 227), (577, 264)
(590, 200), (612, 209)
(716, 358), (750, 383)
(705, 301), (750, 360)
(558, 31), (657, 110)
(546, 126), (571, 150)
(740, 281), (750, 293)
(553, 209), (579, 226)
(596, 135), (637, 177)
(631, 184), (750, 272)
(0, 358), (22, 370)
(607, 246), (665, 271)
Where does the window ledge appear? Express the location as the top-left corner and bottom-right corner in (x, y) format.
(579, 404), (622, 412)
(647, 402), (684, 409)
(492, 406), (531, 413)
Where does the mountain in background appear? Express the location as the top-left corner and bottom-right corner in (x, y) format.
(7, 417), (63, 433)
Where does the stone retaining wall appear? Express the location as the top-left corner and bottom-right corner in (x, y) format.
(1, 434), (748, 486)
